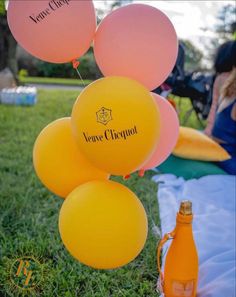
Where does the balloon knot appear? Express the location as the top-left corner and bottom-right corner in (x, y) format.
(72, 59), (80, 69)
(138, 169), (145, 177)
(123, 174), (131, 180)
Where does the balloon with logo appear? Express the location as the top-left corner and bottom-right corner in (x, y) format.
(139, 93), (179, 175)
(7, 0), (96, 63)
(71, 76), (160, 176)
(33, 118), (109, 198)
(94, 4), (178, 90)
(59, 180), (148, 269)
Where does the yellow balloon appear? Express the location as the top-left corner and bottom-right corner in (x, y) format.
(33, 118), (109, 198)
(71, 76), (160, 176)
(59, 180), (148, 269)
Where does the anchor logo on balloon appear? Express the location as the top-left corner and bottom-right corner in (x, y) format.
(96, 107), (112, 125)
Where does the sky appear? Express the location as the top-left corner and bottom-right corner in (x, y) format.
(133, 1), (234, 38)
(95, 1), (234, 40)
(94, 0), (235, 66)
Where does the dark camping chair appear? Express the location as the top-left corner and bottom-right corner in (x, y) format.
(171, 72), (215, 125)
(153, 42), (215, 126)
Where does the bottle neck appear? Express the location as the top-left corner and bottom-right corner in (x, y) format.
(176, 212), (193, 225)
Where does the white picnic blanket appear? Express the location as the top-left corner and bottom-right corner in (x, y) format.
(152, 174), (236, 297)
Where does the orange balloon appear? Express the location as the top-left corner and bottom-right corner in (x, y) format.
(71, 76), (160, 176)
(33, 118), (109, 198)
(59, 180), (148, 269)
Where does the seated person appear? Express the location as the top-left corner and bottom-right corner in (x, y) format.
(205, 41), (236, 136)
(211, 68), (236, 174)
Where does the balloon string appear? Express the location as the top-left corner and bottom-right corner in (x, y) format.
(72, 59), (85, 87)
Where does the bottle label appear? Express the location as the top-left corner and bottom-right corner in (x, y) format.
(171, 279), (195, 297)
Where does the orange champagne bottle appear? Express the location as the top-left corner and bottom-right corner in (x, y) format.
(158, 200), (199, 297)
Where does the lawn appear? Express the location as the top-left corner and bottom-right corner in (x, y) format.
(19, 77), (93, 87)
(0, 90), (202, 296)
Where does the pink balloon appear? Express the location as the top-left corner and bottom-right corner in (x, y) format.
(7, 0), (96, 63)
(94, 4), (178, 91)
(140, 93), (179, 173)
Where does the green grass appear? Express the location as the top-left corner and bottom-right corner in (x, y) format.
(171, 95), (206, 129)
(0, 90), (163, 297)
(19, 76), (93, 86)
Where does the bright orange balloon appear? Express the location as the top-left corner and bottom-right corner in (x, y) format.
(71, 76), (160, 176)
(59, 180), (148, 269)
(33, 118), (109, 198)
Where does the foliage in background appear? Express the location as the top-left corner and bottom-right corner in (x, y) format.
(18, 68), (28, 78)
(0, 0), (18, 82)
(180, 39), (203, 72)
(0, 0), (6, 15)
(33, 49), (101, 80)
(22, 38), (204, 79)
(203, 3), (236, 67)
(215, 4), (236, 42)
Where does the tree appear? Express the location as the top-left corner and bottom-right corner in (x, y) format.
(199, 4), (235, 69)
(0, 0), (18, 82)
(215, 4), (236, 42)
(181, 39), (203, 72)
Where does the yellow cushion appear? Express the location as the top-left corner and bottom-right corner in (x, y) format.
(173, 127), (231, 161)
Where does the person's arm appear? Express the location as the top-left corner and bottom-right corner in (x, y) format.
(204, 75), (220, 136)
(231, 102), (236, 121)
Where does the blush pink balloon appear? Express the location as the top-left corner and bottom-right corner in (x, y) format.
(7, 0), (96, 63)
(139, 93), (179, 174)
(94, 4), (178, 91)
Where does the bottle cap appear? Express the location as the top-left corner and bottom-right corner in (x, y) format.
(179, 200), (192, 215)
